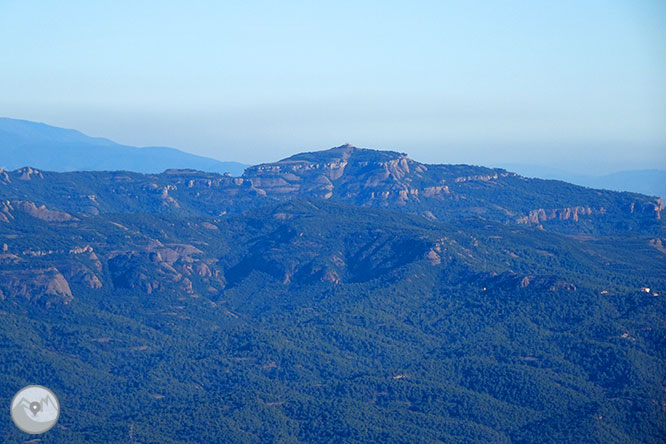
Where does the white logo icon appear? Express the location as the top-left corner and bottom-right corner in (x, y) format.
(10, 385), (60, 434)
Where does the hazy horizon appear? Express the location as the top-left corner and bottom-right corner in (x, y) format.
(2, 1), (665, 174)
(3, 115), (666, 178)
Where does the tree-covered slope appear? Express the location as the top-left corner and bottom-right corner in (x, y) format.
(0, 198), (664, 443)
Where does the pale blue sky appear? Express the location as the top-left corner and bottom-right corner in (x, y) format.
(1, 0), (665, 172)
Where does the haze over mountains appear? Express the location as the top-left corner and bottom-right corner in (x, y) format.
(498, 163), (666, 201)
(1, 117), (664, 202)
(0, 118), (246, 175)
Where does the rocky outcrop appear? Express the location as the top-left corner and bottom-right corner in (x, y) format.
(59, 262), (103, 289)
(454, 173), (500, 183)
(649, 238), (666, 254)
(0, 267), (73, 306)
(4, 200), (76, 222)
(630, 198), (663, 220)
(516, 207), (604, 224)
(108, 243), (222, 296)
(422, 186), (450, 198)
(478, 272), (577, 292)
(16, 167), (44, 181)
(516, 199), (662, 229)
(0, 201), (14, 223)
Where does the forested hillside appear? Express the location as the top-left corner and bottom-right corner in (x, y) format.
(0, 190), (664, 442)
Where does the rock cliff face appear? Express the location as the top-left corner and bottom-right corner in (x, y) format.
(0, 267), (73, 306)
(517, 207), (603, 224)
(108, 242), (222, 296)
(16, 167), (44, 181)
(1, 200), (76, 223)
(241, 145), (498, 208)
(237, 145), (663, 232)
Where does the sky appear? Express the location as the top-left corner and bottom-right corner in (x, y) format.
(1, 0), (665, 173)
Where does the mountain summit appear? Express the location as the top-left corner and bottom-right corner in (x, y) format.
(244, 144), (424, 201)
(241, 145), (663, 233)
(245, 144), (499, 202)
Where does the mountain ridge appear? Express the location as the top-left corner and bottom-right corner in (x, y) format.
(498, 163), (666, 201)
(0, 117), (247, 175)
(3, 117), (663, 201)
(1, 144), (663, 235)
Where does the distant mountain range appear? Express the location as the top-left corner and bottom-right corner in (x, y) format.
(498, 163), (666, 201)
(2, 118), (664, 202)
(0, 117), (247, 175)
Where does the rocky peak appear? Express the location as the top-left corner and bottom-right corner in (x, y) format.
(241, 145), (423, 201)
(0, 169), (10, 184)
(249, 145), (410, 172)
(15, 167), (44, 181)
